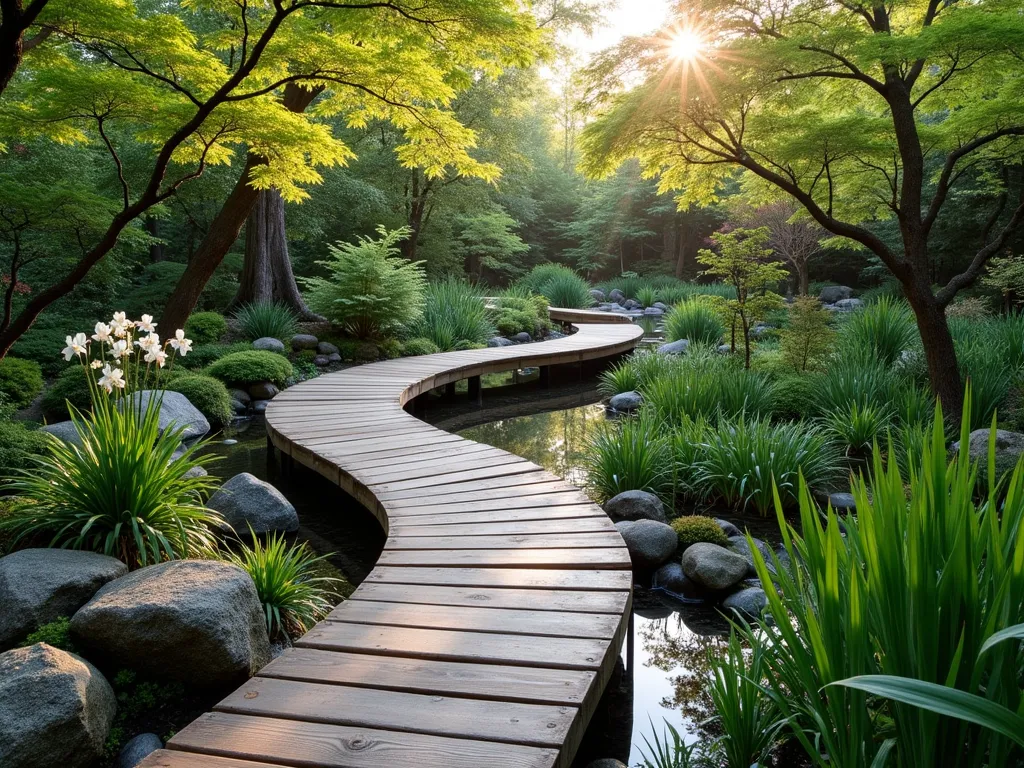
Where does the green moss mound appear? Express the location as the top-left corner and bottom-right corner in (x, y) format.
(207, 350), (293, 386)
(167, 373), (234, 428)
(0, 357), (44, 408)
(184, 312), (228, 344)
(671, 515), (730, 549)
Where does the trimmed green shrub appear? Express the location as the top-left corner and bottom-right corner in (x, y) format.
(207, 350), (293, 386)
(664, 299), (725, 345)
(671, 515), (729, 549)
(696, 417), (842, 515)
(41, 365), (92, 419)
(411, 279), (494, 351)
(233, 301), (299, 342)
(378, 338), (402, 359)
(178, 342), (252, 370)
(184, 311), (228, 344)
(0, 357), (44, 408)
(0, 419), (53, 476)
(402, 338), (441, 357)
(490, 292), (550, 338)
(167, 374), (234, 428)
(771, 374), (816, 420)
(303, 225), (426, 339)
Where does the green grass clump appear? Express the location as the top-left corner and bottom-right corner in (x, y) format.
(207, 350), (293, 387)
(411, 279), (495, 351)
(585, 413), (672, 503)
(695, 417), (842, 515)
(184, 311), (228, 344)
(824, 399), (895, 456)
(540, 271), (595, 309)
(636, 285), (657, 308)
(2, 398), (221, 568)
(643, 363), (775, 423)
(840, 295), (917, 365)
(517, 263), (580, 295)
(233, 301), (299, 342)
(167, 373), (234, 428)
(0, 357), (44, 408)
(224, 529), (340, 639)
(664, 299), (724, 345)
(598, 358), (643, 396)
(670, 515), (729, 549)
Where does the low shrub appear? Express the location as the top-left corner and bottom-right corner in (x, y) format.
(670, 515), (729, 549)
(167, 374), (234, 428)
(207, 350), (293, 387)
(233, 301), (299, 342)
(0, 357), (44, 408)
(23, 616), (75, 652)
(41, 365), (92, 419)
(177, 342), (252, 370)
(664, 299), (724, 345)
(771, 374), (816, 420)
(696, 417), (842, 515)
(585, 413), (672, 503)
(223, 529), (340, 639)
(402, 338), (441, 357)
(780, 296), (835, 372)
(0, 419), (53, 477)
(411, 279), (494, 350)
(490, 291), (550, 338)
(184, 311), (228, 344)
(378, 338), (403, 359)
(303, 225), (426, 339)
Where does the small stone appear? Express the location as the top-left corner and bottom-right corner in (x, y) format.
(722, 587), (768, 620)
(313, 355), (331, 367)
(208, 472), (299, 535)
(487, 337), (515, 348)
(230, 398), (247, 415)
(829, 492), (857, 511)
(652, 562), (705, 602)
(834, 297), (864, 311)
(658, 339), (690, 355)
(512, 332), (533, 343)
(116, 733), (163, 768)
(248, 381), (279, 400)
(589, 289), (606, 302)
(623, 299), (641, 310)
(290, 333), (318, 351)
(643, 307), (664, 316)
(0, 643), (117, 768)
(316, 341), (339, 355)
(544, 330), (567, 340)
(652, 302), (668, 310)
(608, 289), (626, 304)
(681, 542), (749, 591)
(608, 391), (643, 413)
(252, 337), (285, 353)
(615, 520), (678, 569)
(327, 352), (342, 363)
(717, 344), (732, 354)
(229, 388), (251, 405)
(223, 439), (238, 446)
(966, 428), (1024, 485)
(586, 760), (628, 768)
(604, 490), (667, 523)
(715, 518), (743, 538)
(252, 400), (270, 414)
(728, 536), (774, 577)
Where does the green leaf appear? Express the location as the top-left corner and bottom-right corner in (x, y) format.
(831, 675), (1024, 748)
(979, 623), (1024, 657)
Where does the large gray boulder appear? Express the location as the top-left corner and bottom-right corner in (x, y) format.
(603, 489), (667, 524)
(70, 560), (271, 689)
(652, 562), (704, 602)
(124, 390), (210, 441)
(966, 428), (1024, 483)
(208, 472), (299, 535)
(818, 285), (853, 304)
(681, 542), (749, 591)
(658, 339), (690, 355)
(716, 518), (743, 538)
(248, 382), (279, 400)
(722, 587), (767, 620)
(0, 643), (116, 768)
(829, 492), (857, 511)
(608, 391), (643, 413)
(615, 520), (678, 569)
(834, 297), (865, 311)
(608, 289), (626, 304)
(252, 337), (285, 353)
(0, 549), (127, 649)
(728, 535), (774, 577)
(487, 336), (514, 348)
(40, 420), (83, 447)
(317, 341), (339, 356)
(291, 333), (318, 351)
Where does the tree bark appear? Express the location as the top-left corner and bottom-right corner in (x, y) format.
(146, 217), (164, 262)
(159, 84), (321, 332)
(0, 0), (47, 97)
(904, 276), (963, 417)
(796, 258), (809, 296)
(229, 188), (320, 319)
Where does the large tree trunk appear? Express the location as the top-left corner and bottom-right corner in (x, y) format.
(0, 0), (48, 97)
(904, 277), (963, 417)
(146, 217), (164, 262)
(159, 84), (321, 332)
(229, 189), (320, 319)
(796, 258), (809, 296)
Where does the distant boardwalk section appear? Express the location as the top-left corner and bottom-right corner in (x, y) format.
(141, 309), (644, 768)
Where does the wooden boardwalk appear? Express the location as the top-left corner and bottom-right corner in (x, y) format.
(141, 310), (643, 768)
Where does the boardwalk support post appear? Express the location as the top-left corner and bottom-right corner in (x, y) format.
(468, 375), (482, 406)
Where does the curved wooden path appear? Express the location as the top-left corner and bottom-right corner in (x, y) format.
(142, 310), (643, 768)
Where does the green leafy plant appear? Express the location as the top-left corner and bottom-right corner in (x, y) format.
(824, 399), (895, 456)
(780, 296), (835, 372)
(696, 417), (841, 514)
(597, 358), (642, 396)
(167, 373), (234, 428)
(3, 313), (221, 568)
(637, 718), (700, 768)
(401, 337), (440, 357)
(585, 413), (672, 502)
(840, 296), (917, 366)
(636, 285), (657, 307)
(177, 341), (252, 370)
(664, 298), (724, 345)
(670, 515), (728, 549)
(643, 363), (775, 424)
(184, 311), (228, 344)
(22, 616), (76, 651)
(223, 529), (341, 639)
(232, 301), (299, 342)
(207, 350), (293, 387)
(0, 357), (44, 408)
(540, 270), (595, 309)
(302, 226), (426, 339)
(411, 279), (494, 350)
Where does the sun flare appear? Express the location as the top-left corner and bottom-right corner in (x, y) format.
(668, 29), (705, 61)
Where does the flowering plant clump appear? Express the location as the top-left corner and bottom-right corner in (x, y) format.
(2, 312), (222, 568)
